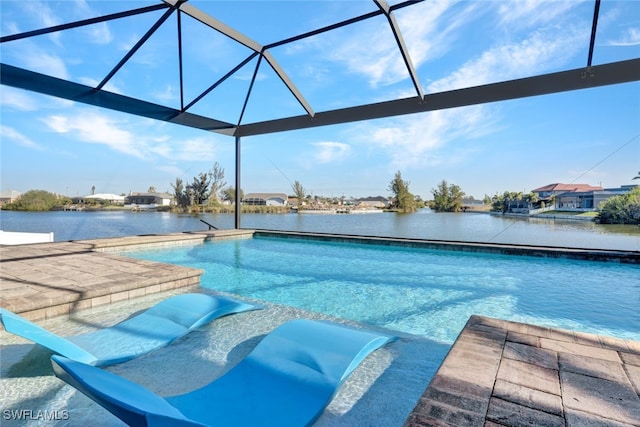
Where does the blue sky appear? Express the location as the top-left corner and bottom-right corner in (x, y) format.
(1, 0), (639, 200)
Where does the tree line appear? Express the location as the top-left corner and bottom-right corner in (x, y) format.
(5, 168), (638, 224)
(170, 162), (241, 211)
(386, 171), (465, 213)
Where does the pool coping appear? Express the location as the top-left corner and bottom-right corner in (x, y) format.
(405, 315), (640, 426)
(252, 229), (640, 263)
(2, 228), (637, 319)
(0, 230), (254, 320)
(2, 230), (639, 426)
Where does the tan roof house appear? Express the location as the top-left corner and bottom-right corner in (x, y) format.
(0, 190), (21, 206)
(554, 185), (638, 210)
(532, 183), (603, 199)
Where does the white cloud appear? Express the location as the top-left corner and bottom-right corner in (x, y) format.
(157, 164), (185, 177)
(428, 25), (585, 93)
(0, 126), (45, 150)
(154, 85), (178, 103)
(0, 87), (39, 111)
(86, 22), (113, 45)
(68, 0), (112, 44)
(360, 104), (497, 169)
(25, 1), (60, 28)
(21, 1), (61, 44)
(173, 138), (218, 161)
(496, 0), (581, 28)
(606, 27), (640, 46)
(23, 50), (69, 80)
(323, 0), (462, 88)
(306, 0), (586, 94)
(78, 77), (123, 94)
(120, 34), (140, 52)
(41, 108), (222, 162)
(398, 0), (479, 70)
(2, 21), (20, 36)
(312, 141), (351, 163)
(43, 112), (144, 158)
(146, 138), (218, 162)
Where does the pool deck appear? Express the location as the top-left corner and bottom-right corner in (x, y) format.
(1, 231), (639, 426)
(405, 316), (640, 426)
(0, 230), (252, 320)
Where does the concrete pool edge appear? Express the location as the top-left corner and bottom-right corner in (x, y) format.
(251, 229), (640, 263)
(82, 228), (640, 263)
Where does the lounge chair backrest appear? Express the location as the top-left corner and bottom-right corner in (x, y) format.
(247, 319), (393, 387)
(144, 293), (256, 330)
(1, 293), (261, 367)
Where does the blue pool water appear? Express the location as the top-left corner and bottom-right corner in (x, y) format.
(127, 236), (640, 343)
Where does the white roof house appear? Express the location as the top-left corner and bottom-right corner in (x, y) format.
(242, 193), (288, 206)
(85, 193), (126, 205)
(124, 192), (173, 208)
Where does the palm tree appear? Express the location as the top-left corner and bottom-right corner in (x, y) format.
(633, 171), (640, 180)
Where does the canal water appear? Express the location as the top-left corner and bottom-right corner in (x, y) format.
(1, 209), (638, 251)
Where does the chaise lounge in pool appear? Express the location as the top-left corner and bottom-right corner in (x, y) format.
(51, 319), (396, 426)
(0, 293), (261, 366)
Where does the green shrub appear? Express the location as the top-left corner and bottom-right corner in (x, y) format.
(3, 190), (69, 211)
(597, 187), (640, 225)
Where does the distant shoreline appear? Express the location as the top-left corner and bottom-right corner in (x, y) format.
(2, 205), (602, 222)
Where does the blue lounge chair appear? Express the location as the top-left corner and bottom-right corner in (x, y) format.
(51, 319), (395, 426)
(1, 293), (261, 366)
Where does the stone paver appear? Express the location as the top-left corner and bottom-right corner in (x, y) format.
(541, 338), (622, 362)
(497, 358), (561, 396)
(503, 341), (558, 370)
(626, 364), (640, 396)
(565, 408), (637, 427)
(492, 379), (563, 416)
(486, 397), (564, 427)
(561, 370), (640, 425)
(1, 234), (639, 426)
(0, 232), (253, 320)
(559, 353), (629, 383)
(406, 315), (640, 427)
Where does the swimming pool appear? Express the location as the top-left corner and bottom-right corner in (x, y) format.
(127, 235), (640, 343)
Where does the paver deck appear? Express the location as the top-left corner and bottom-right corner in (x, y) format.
(406, 315), (640, 426)
(1, 232), (638, 426)
(0, 230), (253, 320)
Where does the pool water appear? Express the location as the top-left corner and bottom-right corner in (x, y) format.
(128, 236), (640, 343)
(2, 292), (439, 427)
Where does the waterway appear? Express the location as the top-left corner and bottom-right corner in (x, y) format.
(1, 209), (638, 251)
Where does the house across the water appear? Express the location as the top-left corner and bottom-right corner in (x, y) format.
(124, 192), (173, 210)
(554, 185), (638, 211)
(242, 193), (289, 206)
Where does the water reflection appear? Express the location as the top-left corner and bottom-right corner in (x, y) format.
(1, 209), (638, 250)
